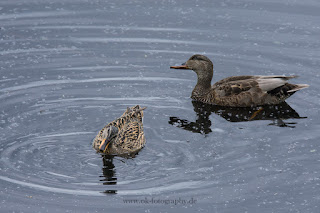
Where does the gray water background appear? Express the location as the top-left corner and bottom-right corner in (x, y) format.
(0, 0), (320, 212)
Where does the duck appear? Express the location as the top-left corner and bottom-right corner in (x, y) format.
(92, 105), (146, 156)
(170, 54), (309, 107)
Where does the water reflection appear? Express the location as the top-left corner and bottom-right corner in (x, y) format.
(169, 101), (306, 134)
(100, 156), (117, 194)
(99, 153), (140, 194)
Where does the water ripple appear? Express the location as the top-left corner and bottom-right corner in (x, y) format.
(0, 11), (75, 20)
(0, 48), (77, 55)
(0, 77), (190, 93)
(31, 25), (209, 33)
(72, 37), (217, 46)
(0, 47), (77, 55)
(0, 176), (104, 196)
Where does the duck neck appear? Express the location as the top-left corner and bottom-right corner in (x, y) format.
(192, 71), (212, 98)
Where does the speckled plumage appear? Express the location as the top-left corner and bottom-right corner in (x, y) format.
(92, 105), (146, 156)
(171, 55), (309, 107)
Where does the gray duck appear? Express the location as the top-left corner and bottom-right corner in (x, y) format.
(92, 105), (146, 156)
(170, 54), (309, 107)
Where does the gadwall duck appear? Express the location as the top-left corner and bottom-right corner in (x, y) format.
(92, 105), (146, 156)
(170, 55), (309, 107)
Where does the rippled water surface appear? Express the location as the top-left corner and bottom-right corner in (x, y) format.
(1, 0), (320, 212)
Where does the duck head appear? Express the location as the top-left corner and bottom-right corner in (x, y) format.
(170, 54), (213, 82)
(99, 126), (119, 152)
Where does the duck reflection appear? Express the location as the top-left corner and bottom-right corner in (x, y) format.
(100, 156), (117, 194)
(169, 101), (306, 134)
(100, 153), (139, 194)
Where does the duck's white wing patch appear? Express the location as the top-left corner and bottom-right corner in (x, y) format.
(257, 77), (287, 92)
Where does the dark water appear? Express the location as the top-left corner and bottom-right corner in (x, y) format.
(1, 0), (320, 212)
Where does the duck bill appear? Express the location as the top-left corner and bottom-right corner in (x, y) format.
(170, 65), (191, 69)
(99, 138), (111, 152)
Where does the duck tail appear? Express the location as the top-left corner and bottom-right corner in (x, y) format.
(287, 84), (309, 93)
(135, 107), (147, 113)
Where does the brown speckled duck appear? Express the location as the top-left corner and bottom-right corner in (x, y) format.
(92, 105), (146, 156)
(170, 55), (309, 107)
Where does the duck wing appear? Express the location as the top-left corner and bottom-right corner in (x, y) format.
(213, 76), (258, 97)
(213, 75), (304, 97)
